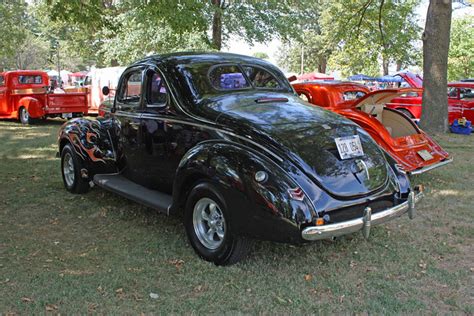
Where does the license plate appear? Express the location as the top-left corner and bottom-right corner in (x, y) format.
(335, 135), (364, 159)
(417, 150), (433, 161)
(61, 113), (72, 119)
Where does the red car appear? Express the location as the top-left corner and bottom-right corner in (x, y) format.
(292, 81), (452, 174)
(386, 72), (474, 124)
(448, 82), (474, 123)
(0, 70), (88, 124)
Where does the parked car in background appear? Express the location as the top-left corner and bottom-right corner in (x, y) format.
(84, 67), (125, 114)
(65, 67), (125, 115)
(384, 72), (423, 121)
(58, 53), (423, 265)
(447, 81), (474, 124)
(386, 72), (473, 125)
(292, 81), (452, 174)
(0, 70), (88, 124)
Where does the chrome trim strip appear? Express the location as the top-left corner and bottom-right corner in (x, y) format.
(408, 157), (453, 175)
(301, 188), (424, 241)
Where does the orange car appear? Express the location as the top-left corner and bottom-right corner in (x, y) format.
(292, 81), (452, 174)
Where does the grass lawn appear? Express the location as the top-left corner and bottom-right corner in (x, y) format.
(0, 119), (472, 314)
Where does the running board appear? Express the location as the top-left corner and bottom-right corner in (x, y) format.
(93, 174), (172, 215)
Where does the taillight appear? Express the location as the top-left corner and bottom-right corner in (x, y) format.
(288, 187), (305, 201)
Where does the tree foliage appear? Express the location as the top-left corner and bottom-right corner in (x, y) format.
(279, 0), (422, 77)
(448, 16), (474, 81)
(0, 0), (28, 70)
(44, 0), (305, 66)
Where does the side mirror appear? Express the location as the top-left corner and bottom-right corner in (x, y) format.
(102, 86), (110, 96)
(287, 75), (297, 82)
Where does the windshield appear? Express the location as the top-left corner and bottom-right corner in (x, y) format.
(177, 62), (292, 100)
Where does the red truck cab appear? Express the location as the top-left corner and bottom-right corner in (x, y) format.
(385, 72), (474, 125)
(447, 82), (474, 123)
(0, 70), (88, 124)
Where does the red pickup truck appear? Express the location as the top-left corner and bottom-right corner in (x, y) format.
(385, 72), (474, 124)
(0, 70), (88, 124)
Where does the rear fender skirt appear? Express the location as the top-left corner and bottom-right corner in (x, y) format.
(171, 140), (317, 243)
(18, 97), (44, 118)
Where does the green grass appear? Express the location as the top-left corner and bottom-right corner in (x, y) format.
(0, 119), (472, 314)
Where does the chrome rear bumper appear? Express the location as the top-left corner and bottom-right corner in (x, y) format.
(301, 186), (424, 241)
(409, 158), (453, 175)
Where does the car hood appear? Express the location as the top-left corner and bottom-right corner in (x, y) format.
(196, 93), (389, 198)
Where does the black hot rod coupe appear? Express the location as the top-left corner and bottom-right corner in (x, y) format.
(58, 52), (423, 265)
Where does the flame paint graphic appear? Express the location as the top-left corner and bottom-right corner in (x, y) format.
(66, 120), (113, 164)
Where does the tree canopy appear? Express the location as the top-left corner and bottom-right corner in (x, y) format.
(448, 16), (474, 81)
(278, 0), (422, 77)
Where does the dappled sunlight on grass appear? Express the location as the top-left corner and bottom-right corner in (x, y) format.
(0, 122), (472, 314)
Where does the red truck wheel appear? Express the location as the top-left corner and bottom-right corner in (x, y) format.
(19, 107), (31, 125)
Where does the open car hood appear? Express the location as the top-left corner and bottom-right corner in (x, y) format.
(350, 88), (424, 109)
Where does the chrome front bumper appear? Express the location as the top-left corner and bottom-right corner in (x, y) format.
(409, 158), (453, 175)
(301, 186), (424, 241)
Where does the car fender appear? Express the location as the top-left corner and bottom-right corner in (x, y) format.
(171, 140), (317, 243)
(58, 117), (118, 177)
(18, 96), (44, 118)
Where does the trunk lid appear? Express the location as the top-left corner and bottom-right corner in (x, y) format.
(203, 93), (389, 198)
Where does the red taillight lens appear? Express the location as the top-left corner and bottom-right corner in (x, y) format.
(288, 187), (305, 201)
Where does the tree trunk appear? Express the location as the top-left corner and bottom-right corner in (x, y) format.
(396, 60), (402, 71)
(212, 0), (222, 51)
(420, 0), (452, 134)
(382, 56), (389, 75)
(318, 56), (327, 73)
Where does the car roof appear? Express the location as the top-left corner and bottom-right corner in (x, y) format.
(132, 51), (275, 69)
(449, 82), (474, 88)
(0, 70), (47, 77)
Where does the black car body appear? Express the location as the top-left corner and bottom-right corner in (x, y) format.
(58, 52), (423, 265)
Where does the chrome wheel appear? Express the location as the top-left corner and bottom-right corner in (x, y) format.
(63, 152), (75, 187)
(193, 197), (226, 250)
(20, 108), (29, 123)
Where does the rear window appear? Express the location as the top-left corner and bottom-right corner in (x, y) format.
(18, 75), (43, 84)
(0, 76), (4, 86)
(243, 66), (281, 89)
(209, 65), (250, 90)
(178, 62), (292, 99)
(343, 91), (366, 101)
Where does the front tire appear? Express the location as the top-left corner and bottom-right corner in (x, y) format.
(61, 144), (90, 194)
(19, 107), (31, 125)
(184, 181), (252, 265)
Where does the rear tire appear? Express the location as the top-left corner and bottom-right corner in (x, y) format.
(61, 143), (90, 194)
(184, 181), (252, 265)
(19, 107), (31, 125)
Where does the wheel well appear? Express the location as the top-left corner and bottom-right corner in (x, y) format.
(59, 138), (70, 154)
(173, 173), (210, 214)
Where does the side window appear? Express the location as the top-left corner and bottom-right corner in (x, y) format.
(460, 88), (474, 100)
(0, 76), (4, 86)
(448, 87), (458, 98)
(118, 70), (142, 105)
(146, 71), (168, 106)
(243, 66), (281, 89)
